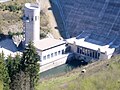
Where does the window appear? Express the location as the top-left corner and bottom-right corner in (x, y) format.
(55, 52), (57, 56)
(58, 51), (61, 55)
(43, 56), (46, 60)
(51, 53), (54, 57)
(26, 16), (29, 20)
(62, 49), (64, 54)
(80, 47), (82, 54)
(26, 16), (29, 22)
(98, 53), (100, 59)
(77, 47), (80, 53)
(47, 54), (50, 59)
(40, 56), (41, 62)
(35, 16), (37, 21)
(31, 17), (33, 21)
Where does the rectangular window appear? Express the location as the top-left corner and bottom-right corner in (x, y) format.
(31, 17), (33, 21)
(51, 53), (53, 57)
(90, 51), (92, 57)
(98, 53), (100, 59)
(40, 56), (41, 62)
(93, 51), (95, 58)
(62, 49), (64, 54)
(47, 54), (50, 59)
(80, 48), (82, 54)
(58, 51), (61, 55)
(43, 56), (46, 60)
(55, 52), (57, 56)
(35, 16), (37, 21)
(77, 47), (79, 53)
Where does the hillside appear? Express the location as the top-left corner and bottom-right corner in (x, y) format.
(36, 56), (120, 90)
(0, 0), (51, 38)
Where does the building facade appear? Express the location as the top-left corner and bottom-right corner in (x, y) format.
(23, 3), (40, 45)
(34, 38), (68, 72)
(67, 38), (115, 62)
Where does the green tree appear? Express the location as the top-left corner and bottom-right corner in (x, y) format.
(6, 54), (21, 90)
(21, 42), (40, 90)
(0, 52), (10, 90)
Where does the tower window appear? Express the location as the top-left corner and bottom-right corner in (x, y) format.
(35, 16), (37, 21)
(26, 17), (29, 20)
(31, 17), (33, 21)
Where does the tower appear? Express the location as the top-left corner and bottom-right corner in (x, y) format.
(23, 3), (40, 46)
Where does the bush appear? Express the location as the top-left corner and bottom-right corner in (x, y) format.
(2, 4), (22, 12)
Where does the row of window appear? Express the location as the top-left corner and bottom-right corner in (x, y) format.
(42, 49), (65, 60)
(77, 47), (100, 59)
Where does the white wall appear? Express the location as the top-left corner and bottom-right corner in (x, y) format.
(37, 44), (66, 63)
(40, 54), (68, 73)
(42, 44), (66, 60)
(24, 3), (40, 45)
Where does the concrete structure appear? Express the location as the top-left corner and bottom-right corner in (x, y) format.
(22, 2), (116, 73)
(23, 3), (40, 45)
(67, 37), (115, 62)
(34, 38), (68, 72)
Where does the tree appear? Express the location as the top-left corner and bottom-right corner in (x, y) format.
(20, 42), (40, 90)
(6, 54), (21, 90)
(0, 52), (10, 90)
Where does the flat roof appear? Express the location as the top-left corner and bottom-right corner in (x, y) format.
(67, 37), (115, 55)
(25, 3), (40, 10)
(34, 38), (66, 51)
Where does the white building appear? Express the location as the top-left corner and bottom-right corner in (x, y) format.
(22, 2), (116, 73)
(23, 3), (40, 45)
(23, 3), (68, 72)
(67, 37), (115, 61)
(34, 38), (68, 72)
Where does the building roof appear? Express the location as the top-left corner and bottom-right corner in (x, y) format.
(0, 38), (21, 57)
(25, 3), (40, 10)
(67, 37), (115, 55)
(34, 38), (66, 51)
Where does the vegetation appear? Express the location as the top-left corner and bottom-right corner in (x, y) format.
(0, 4), (22, 12)
(0, 81), (3, 90)
(36, 56), (120, 90)
(8, 31), (24, 36)
(0, 42), (40, 90)
(0, 0), (36, 35)
(0, 52), (10, 90)
(0, 0), (51, 38)
(40, 10), (51, 38)
(21, 42), (40, 90)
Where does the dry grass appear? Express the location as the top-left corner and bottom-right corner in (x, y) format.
(0, 81), (3, 90)
(0, 0), (35, 34)
(36, 56), (120, 90)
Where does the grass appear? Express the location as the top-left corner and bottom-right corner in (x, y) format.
(0, 0), (35, 34)
(0, 81), (3, 90)
(36, 56), (120, 90)
(0, 0), (50, 36)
